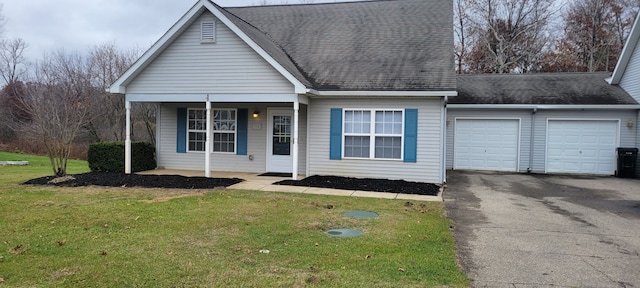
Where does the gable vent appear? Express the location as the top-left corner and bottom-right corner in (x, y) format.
(201, 21), (216, 43)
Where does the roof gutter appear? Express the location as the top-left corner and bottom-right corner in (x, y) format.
(306, 90), (458, 97)
(448, 104), (640, 110)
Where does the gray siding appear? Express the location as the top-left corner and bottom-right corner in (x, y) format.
(157, 103), (305, 174)
(446, 109), (532, 172)
(297, 105), (308, 175)
(308, 98), (444, 183)
(127, 12), (294, 94)
(620, 42), (640, 102)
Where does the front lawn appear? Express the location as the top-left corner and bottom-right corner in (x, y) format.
(0, 152), (469, 287)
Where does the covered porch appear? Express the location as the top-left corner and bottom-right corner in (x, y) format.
(123, 93), (309, 180)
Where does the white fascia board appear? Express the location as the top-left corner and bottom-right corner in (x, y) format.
(609, 14), (640, 85)
(201, 1), (308, 94)
(127, 94), (208, 102)
(126, 93), (302, 103)
(109, 0), (206, 94)
(448, 104), (640, 110)
(309, 90), (458, 97)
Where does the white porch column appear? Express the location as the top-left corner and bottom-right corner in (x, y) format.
(205, 98), (211, 178)
(292, 101), (299, 180)
(125, 101), (132, 174)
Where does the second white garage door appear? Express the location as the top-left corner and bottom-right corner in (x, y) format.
(454, 119), (520, 171)
(546, 120), (618, 175)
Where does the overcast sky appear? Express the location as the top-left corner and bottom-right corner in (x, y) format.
(2, 0), (363, 61)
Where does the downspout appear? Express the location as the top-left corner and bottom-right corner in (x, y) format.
(528, 107), (537, 173)
(442, 96), (448, 183)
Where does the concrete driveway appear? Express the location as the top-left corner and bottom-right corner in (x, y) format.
(444, 170), (640, 287)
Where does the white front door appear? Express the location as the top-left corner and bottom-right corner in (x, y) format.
(267, 109), (293, 173)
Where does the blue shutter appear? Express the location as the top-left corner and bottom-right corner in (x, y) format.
(176, 108), (187, 153)
(236, 109), (248, 155)
(404, 109), (418, 163)
(330, 108), (343, 160)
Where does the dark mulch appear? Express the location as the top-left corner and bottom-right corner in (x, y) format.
(23, 172), (243, 189)
(258, 172), (293, 177)
(275, 175), (440, 196)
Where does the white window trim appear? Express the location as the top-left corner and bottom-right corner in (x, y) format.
(212, 108), (237, 154)
(200, 21), (216, 43)
(186, 108), (237, 154)
(342, 108), (405, 161)
(187, 108), (206, 153)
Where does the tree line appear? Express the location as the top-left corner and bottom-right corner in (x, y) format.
(0, 3), (154, 176)
(455, 0), (639, 73)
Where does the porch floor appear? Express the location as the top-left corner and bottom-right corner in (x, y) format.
(137, 169), (441, 202)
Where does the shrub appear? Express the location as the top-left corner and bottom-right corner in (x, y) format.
(88, 142), (156, 173)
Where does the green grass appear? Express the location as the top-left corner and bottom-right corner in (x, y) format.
(0, 152), (469, 287)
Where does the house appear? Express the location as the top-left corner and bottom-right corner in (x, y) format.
(608, 14), (640, 177)
(109, 0), (455, 184)
(447, 72), (640, 175)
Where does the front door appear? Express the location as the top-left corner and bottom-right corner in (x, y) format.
(267, 109), (293, 173)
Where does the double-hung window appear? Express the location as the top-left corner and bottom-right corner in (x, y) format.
(212, 109), (236, 153)
(187, 109), (206, 152)
(186, 108), (236, 153)
(344, 109), (403, 159)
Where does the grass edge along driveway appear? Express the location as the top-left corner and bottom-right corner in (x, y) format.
(0, 152), (469, 287)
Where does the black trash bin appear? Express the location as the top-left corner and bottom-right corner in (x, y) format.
(616, 147), (638, 178)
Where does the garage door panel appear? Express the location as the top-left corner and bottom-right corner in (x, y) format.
(546, 120), (617, 175)
(455, 119), (519, 172)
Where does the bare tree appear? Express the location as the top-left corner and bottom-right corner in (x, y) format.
(0, 4), (6, 38)
(559, 0), (639, 72)
(85, 43), (138, 142)
(0, 39), (28, 141)
(465, 0), (555, 73)
(454, 0), (472, 73)
(18, 51), (98, 176)
(0, 38), (28, 85)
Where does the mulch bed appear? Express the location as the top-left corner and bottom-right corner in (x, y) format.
(23, 172), (243, 189)
(275, 175), (440, 196)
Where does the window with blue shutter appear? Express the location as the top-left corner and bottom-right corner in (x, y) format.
(330, 108), (343, 160)
(333, 107), (417, 162)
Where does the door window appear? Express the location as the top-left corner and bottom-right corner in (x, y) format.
(272, 115), (291, 155)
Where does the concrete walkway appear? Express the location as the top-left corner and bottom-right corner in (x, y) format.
(138, 169), (441, 202)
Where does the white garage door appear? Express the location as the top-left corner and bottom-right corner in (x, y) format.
(546, 120), (618, 175)
(454, 119), (519, 171)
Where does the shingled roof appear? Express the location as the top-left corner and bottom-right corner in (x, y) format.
(224, 0), (455, 92)
(452, 72), (638, 105)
